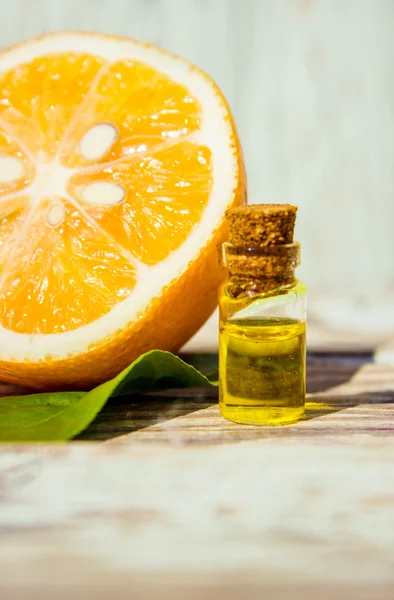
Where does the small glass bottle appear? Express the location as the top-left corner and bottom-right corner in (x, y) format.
(218, 204), (306, 426)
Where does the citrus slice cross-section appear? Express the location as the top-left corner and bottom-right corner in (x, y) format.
(0, 32), (245, 390)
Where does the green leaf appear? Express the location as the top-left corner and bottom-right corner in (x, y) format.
(0, 350), (214, 442)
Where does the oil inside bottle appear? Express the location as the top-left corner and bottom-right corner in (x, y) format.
(219, 317), (306, 425)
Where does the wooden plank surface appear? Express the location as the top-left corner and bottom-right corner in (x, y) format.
(1, 438), (394, 599)
(75, 356), (394, 443)
(1, 356), (394, 598)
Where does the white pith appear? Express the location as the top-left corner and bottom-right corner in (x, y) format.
(0, 33), (238, 361)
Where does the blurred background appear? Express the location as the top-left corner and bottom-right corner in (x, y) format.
(2, 0), (394, 349)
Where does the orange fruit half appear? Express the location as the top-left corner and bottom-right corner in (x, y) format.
(0, 32), (245, 390)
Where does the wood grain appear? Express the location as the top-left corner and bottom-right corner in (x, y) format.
(73, 358), (393, 443)
(0, 357), (394, 598)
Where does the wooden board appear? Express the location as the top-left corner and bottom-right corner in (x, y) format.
(73, 357), (394, 442)
(1, 357), (394, 599)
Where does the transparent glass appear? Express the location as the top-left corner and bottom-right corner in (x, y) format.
(219, 244), (307, 426)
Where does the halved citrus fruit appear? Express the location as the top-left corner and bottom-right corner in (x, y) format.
(0, 32), (245, 390)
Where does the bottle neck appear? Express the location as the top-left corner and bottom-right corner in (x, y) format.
(222, 242), (300, 299)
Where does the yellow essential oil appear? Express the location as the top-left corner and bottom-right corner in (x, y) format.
(219, 203), (306, 426)
(219, 317), (306, 425)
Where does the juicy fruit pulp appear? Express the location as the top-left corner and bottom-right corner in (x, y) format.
(0, 53), (212, 335)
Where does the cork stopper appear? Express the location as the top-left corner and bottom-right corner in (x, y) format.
(226, 203), (297, 247)
(224, 204), (299, 298)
